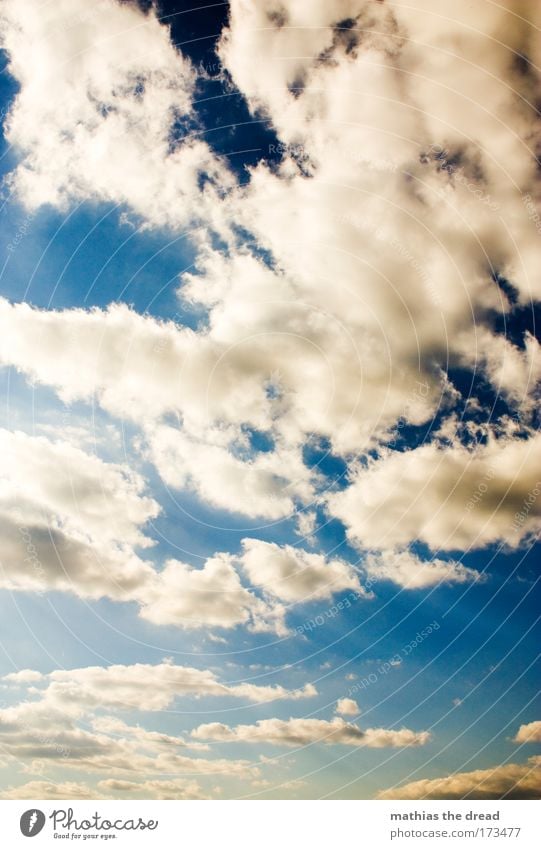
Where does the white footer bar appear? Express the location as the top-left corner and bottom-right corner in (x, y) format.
(2, 799), (538, 848)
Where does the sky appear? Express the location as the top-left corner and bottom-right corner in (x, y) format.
(0, 0), (539, 801)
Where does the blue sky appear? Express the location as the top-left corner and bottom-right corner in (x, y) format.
(0, 0), (539, 801)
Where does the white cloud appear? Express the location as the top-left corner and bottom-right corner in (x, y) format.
(0, 298), (314, 520)
(220, 0), (541, 307)
(145, 424), (309, 520)
(0, 0), (233, 230)
(378, 757), (541, 800)
(0, 0), (539, 641)
(335, 698), (360, 717)
(0, 424), (367, 628)
(0, 427), (159, 599)
(0, 661), (318, 782)
(0, 428), (158, 548)
(239, 538), (366, 603)
(0, 780), (106, 800)
(454, 327), (541, 414)
(514, 721), (541, 744)
(329, 434), (541, 551)
(140, 553), (287, 634)
(0, 421), (361, 632)
(96, 778), (209, 800)
(1, 0), (539, 471)
(140, 537), (369, 633)
(2, 669), (44, 684)
(363, 549), (482, 589)
(1, 660), (316, 712)
(0, 777), (210, 800)
(192, 716), (430, 748)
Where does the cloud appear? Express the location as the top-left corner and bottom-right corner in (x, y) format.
(0, 0), (538, 643)
(0, 428), (158, 548)
(0, 0), (233, 230)
(378, 757), (541, 800)
(220, 0), (541, 306)
(239, 538), (366, 603)
(139, 542), (367, 634)
(1, 0), (540, 479)
(514, 721), (541, 743)
(0, 420), (360, 632)
(140, 553), (288, 633)
(192, 717), (430, 748)
(0, 777), (210, 800)
(0, 780), (106, 800)
(145, 424), (310, 520)
(329, 434), (541, 551)
(335, 698), (360, 717)
(0, 298), (314, 520)
(363, 549), (482, 589)
(0, 427), (159, 599)
(96, 778), (209, 800)
(2, 669), (44, 683)
(0, 660), (316, 712)
(0, 661), (317, 781)
(140, 536), (371, 633)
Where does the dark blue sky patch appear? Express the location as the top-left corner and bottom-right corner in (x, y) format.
(303, 437), (349, 490)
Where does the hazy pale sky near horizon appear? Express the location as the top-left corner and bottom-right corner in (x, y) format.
(0, 0), (539, 801)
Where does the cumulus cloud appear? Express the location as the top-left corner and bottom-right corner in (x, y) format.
(192, 717), (430, 748)
(378, 757), (541, 800)
(514, 721), (541, 744)
(0, 297), (314, 520)
(0, 427), (159, 599)
(140, 553), (288, 633)
(2, 0), (539, 802)
(96, 778), (210, 800)
(0, 661), (318, 782)
(335, 698), (360, 717)
(363, 549), (482, 589)
(0, 428), (157, 548)
(1, 0), (539, 561)
(140, 539), (368, 633)
(145, 424), (310, 520)
(329, 434), (541, 551)
(239, 538), (365, 603)
(0, 780), (107, 800)
(0, 0), (538, 648)
(220, 0), (541, 303)
(0, 420), (360, 631)
(0, 0), (233, 230)
(0, 429), (368, 628)
(0, 660), (316, 712)
(0, 777), (210, 800)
